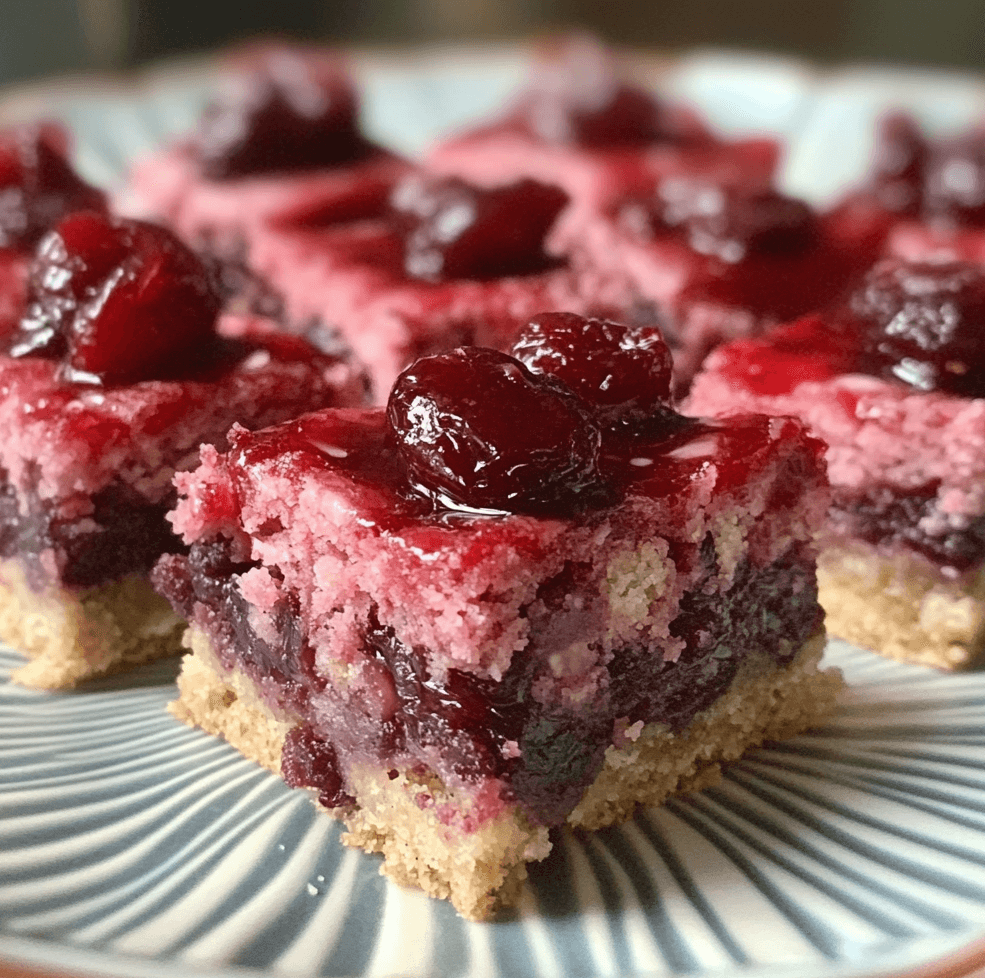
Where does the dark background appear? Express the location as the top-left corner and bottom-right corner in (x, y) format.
(2, 0), (984, 85)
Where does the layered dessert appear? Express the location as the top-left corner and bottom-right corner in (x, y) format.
(157, 312), (841, 918)
(246, 172), (637, 397)
(0, 209), (367, 688)
(576, 178), (885, 393)
(121, 44), (411, 246)
(688, 257), (985, 669)
(426, 34), (779, 238)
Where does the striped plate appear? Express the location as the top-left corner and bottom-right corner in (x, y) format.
(3, 49), (985, 978)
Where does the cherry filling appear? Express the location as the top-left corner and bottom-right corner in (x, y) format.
(0, 123), (106, 251)
(6, 211), (223, 384)
(864, 113), (985, 225)
(389, 176), (568, 282)
(849, 258), (985, 397)
(498, 35), (706, 148)
(620, 179), (820, 263)
(196, 49), (376, 179)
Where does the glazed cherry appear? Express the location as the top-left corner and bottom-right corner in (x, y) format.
(925, 129), (985, 225)
(0, 124), (106, 250)
(622, 180), (818, 261)
(867, 114), (928, 216)
(196, 49), (373, 179)
(390, 176), (568, 281)
(849, 258), (985, 396)
(9, 211), (222, 384)
(387, 346), (601, 512)
(507, 35), (699, 148)
(512, 313), (674, 425)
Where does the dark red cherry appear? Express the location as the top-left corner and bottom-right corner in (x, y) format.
(925, 129), (985, 225)
(9, 211), (222, 384)
(849, 258), (985, 396)
(390, 176), (568, 281)
(0, 124), (106, 250)
(508, 35), (701, 148)
(196, 48), (373, 179)
(623, 180), (818, 261)
(867, 113), (928, 216)
(511, 313), (674, 425)
(387, 346), (601, 512)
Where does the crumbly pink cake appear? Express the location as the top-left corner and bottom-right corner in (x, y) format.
(426, 34), (778, 242)
(120, 44), (411, 246)
(156, 316), (840, 918)
(0, 211), (367, 688)
(245, 175), (638, 398)
(687, 257), (985, 668)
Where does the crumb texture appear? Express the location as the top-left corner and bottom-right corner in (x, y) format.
(170, 626), (841, 919)
(819, 542), (985, 669)
(1, 559), (185, 689)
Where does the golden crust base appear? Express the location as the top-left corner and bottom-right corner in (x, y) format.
(169, 627), (840, 919)
(1, 558), (185, 689)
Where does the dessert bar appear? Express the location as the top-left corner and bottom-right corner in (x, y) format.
(0, 209), (367, 688)
(688, 257), (985, 668)
(158, 313), (841, 918)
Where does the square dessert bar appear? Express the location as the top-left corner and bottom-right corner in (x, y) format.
(157, 317), (840, 918)
(687, 257), (985, 669)
(120, 44), (410, 244)
(247, 174), (637, 398)
(0, 211), (367, 689)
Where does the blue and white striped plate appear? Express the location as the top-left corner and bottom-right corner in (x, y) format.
(3, 48), (985, 978)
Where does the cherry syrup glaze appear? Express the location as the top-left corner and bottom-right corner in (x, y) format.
(487, 35), (709, 149)
(6, 211), (223, 384)
(156, 314), (826, 819)
(859, 113), (985, 225)
(0, 124), (106, 251)
(196, 48), (376, 179)
(389, 175), (569, 282)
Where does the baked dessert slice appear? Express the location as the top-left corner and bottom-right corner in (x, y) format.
(120, 43), (411, 246)
(574, 178), (886, 395)
(245, 172), (637, 398)
(688, 257), (985, 669)
(156, 312), (841, 919)
(426, 34), (779, 239)
(0, 209), (367, 689)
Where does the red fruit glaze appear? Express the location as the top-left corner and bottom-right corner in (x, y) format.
(390, 176), (569, 281)
(0, 123), (106, 250)
(511, 312), (674, 424)
(386, 346), (602, 512)
(851, 259), (985, 396)
(196, 48), (374, 179)
(8, 212), (222, 384)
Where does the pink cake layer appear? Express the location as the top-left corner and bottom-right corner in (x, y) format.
(0, 313), (367, 569)
(245, 220), (639, 398)
(119, 144), (411, 246)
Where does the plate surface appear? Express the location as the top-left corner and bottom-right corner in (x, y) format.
(3, 49), (985, 978)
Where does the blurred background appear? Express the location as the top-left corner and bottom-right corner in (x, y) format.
(2, 0), (984, 85)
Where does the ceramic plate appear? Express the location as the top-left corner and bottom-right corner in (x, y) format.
(2, 48), (985, 978)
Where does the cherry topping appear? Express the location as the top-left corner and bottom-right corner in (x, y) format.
(621, 179), (819, 261)
(511, 312), (674, 425)
(386, 346), (601, 513)
(8, 211), (222, 384)
(196, 48), (373, 179)
(390, 175), (568, 281)
(0, 124), (106, 250)
(507, 35), (702, 148)
(849, 258), (985, 396)
(866, 114), (928, 216)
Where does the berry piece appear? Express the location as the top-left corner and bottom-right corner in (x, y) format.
(508, 35), (702, 148)
(925, 128), (985, 225)
(196, 48), (373, 179)
(391, 176), (568, 281)
(9, 211), (222, 384)
(849, 258), (985, 396)
(622, 180), (818, 261)
(866, 113), (928, 215)
(511, 313), (674, 425)
(387, 346), (601, 512)
(0, 123), (106, 250)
